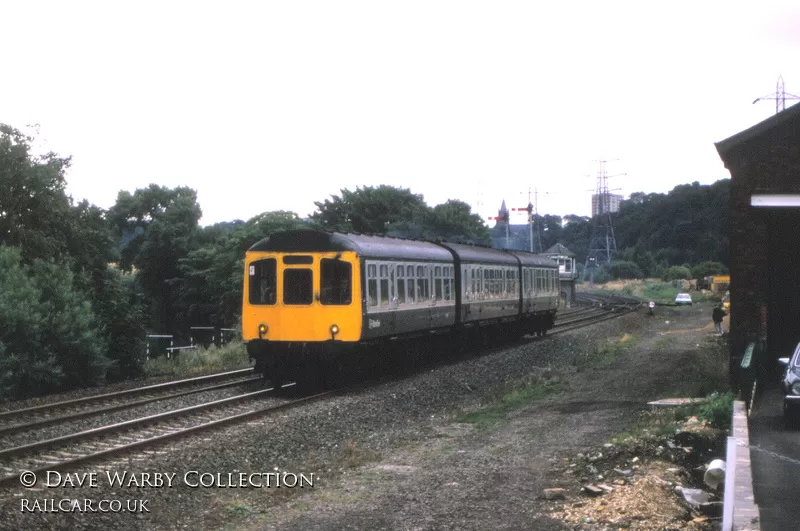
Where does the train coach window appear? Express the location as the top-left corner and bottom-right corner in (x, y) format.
(396, 266), (406, 304)
(416, 265), (429, 301)
(320, 259), (352, 305)
(367, 264), (378, 307)
(284, 269), (313, 305)
(380, 276), (390, 306)
(248, 258), (277, 305)
(504, 269), (513, 297)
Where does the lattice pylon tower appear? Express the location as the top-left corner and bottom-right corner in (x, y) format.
(584, 161), (618, 281)
(753, 75), (800, 114)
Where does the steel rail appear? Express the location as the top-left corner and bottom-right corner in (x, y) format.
(0, 376), (262, 436)
(0, 387), (279, 460)
(0, 386), (332, 488)
(0, 368), (254, 421)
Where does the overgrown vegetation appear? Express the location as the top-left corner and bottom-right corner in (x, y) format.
(457, 373), (566, 429)
(142, 342), (250, 378)
(696, 391), (734, 429)
(575, 333), (636, 371)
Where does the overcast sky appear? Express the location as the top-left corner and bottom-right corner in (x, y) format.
(3, 1), (800, 226)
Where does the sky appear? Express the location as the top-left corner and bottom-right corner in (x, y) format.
(3, 1), (800, 226)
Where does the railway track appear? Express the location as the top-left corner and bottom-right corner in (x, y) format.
(551, 294), (640, 333)
(0, 294), (638, 487)
(0, 383), (337, 487)
(0, 368), (261, 437)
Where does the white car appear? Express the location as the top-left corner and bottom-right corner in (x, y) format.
(675, 293), (693, 306)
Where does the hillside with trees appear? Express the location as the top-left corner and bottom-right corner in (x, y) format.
(491, 179), (729, 281)
(0, 123), (729, 399)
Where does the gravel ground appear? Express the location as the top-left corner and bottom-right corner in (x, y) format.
(0, 302), (720, 530)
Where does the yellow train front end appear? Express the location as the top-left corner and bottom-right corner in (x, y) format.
(242, 249), (362, 386)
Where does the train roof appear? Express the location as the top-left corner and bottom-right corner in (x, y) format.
(248, 230), (453, 262)
(437, 242), (519, 266)
(506, 250), (560, 268)
(249, 230), (560, 267)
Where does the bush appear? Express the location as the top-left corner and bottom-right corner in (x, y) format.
(661, 265), (691, 282)
(691, 261), (728, 280)
(0, 247), (109, 399)
(698, 392), (734, 429)
(99, 270), (147, 381)
(609, 260), (643, 280)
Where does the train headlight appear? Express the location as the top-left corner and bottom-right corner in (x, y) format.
(330, 324), (340, 338)
(258, 323), (268, 338)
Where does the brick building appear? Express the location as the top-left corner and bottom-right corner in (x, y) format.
(715, 102), (800, 384)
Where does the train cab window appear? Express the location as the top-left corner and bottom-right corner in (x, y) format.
(248, 258), (277, 305)
(320, 258), (352, 305)
(283, 269), (313, 305)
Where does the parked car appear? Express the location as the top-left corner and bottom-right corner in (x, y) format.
(779, 342), (800, 426)
(675, 293), (693, 306)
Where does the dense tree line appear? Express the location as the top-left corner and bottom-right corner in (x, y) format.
(0, 122), (729, 399)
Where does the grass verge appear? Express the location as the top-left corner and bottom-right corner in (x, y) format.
(575, 332), (636, 371)
(143, 341), (251, 378)
(457, 373), (566, 429)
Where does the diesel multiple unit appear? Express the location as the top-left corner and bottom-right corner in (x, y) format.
(242, 230), (560, 385)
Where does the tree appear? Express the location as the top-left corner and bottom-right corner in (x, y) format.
(691, 261), (729, 279)
(107, 185), (203, 335)
(0, 124), (72, 264)
(66, 200), (118, 295)
(424, 200), (490, 243)
(388, 199), (491, 243)
(96, 268), (147, 381)
(662, 265), (692, 282)
(311, 185), (427, 234)
(609, 260), (643, 279)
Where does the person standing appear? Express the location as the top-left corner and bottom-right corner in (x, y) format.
(712, 304), (727, 335)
